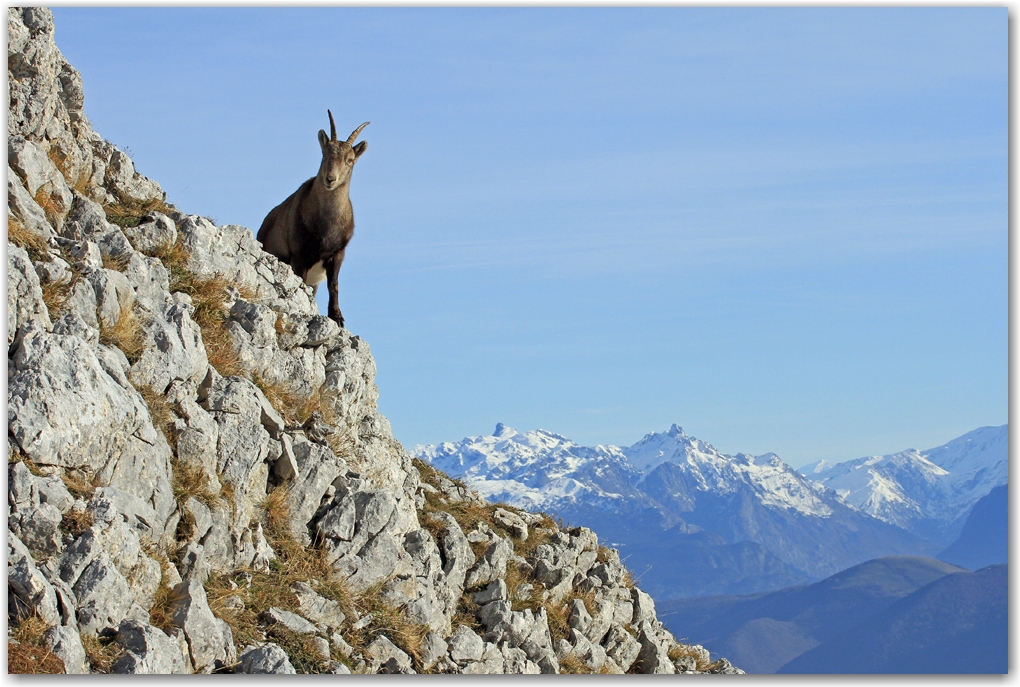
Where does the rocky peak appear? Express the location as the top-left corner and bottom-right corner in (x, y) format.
(6, 7), (740, 675)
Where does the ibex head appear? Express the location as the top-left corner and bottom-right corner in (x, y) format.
(317, 110), (369, 191)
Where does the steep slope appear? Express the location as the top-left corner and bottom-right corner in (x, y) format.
(658, 556), (967, 674)
(803, 425), (1007, 545)
(417, 424), (937, 595)
(778, 564), (1007, 674)
(6, 7), (739, 675)
(937, 485), (1008, 570)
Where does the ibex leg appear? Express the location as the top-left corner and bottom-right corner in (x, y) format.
(325, 250), (346, 327)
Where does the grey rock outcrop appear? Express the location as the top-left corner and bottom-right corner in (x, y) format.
(112, 620), (191, 674)
(44, 625), (89, 674)
(236, 643), (296, 674)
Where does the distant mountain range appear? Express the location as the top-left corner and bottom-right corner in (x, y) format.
(414, 423), (1005, 599)
(937, 484), (1008, 571)
(778, 563), (1007, 674)
(800, 426), (1007, 545)
(658, 556), (1007, 674)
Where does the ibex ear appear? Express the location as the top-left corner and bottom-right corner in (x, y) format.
(318, 130), (329, 148)
(353, 141), (368, 159)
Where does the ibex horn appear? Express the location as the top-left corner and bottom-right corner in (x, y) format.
(328, 110), (337, 141)
(347, 122), (370, 144)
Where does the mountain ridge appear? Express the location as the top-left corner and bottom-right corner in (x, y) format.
(414, 423), (943, 596)
(800, 425), (1007, 545)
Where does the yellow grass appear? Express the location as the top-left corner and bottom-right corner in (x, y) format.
(60, 468), (100, 499)
(81, 632), (123, 673)
(60, 508), (93, 538)
(172, 460), (225, 510)
(8, 214), (51, 261)
(136, 383), (174, 442)
(98, 300), (147, 363)
(558, 654), (590, 674)
(142, 542), (184, 634)
(103, 196), (173, 229)
(40, 277), (72, 318)
(33, 187), (63, 225)
(101, 251), (132, 272)
(8, 615), (63, 674)
(669, 644), (712, 672)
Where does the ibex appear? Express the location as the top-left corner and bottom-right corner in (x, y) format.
(257, 111), (369, 327)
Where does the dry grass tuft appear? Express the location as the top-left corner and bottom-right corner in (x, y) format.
(101, 251), (132, 272)
(191, 278), (245, 377)
(103, 196), (173, 229)
(143, 542), (183, 633)
(98, 300), (147, 363)
(669, 644), (712, 672)
(260, 485), (293, 540)
(172, 460), (225, 510)
(33, 187), (64, 226)
(136, 384), (175, 442)
(149, 237), (190, 276)
(253, 374), (338, 431)
(61, 469), (99, 499)
(265, 626), (335, 673)
(10, 452), (44, 476)
(8, 642), (65, 674)
(344, 582), (429, 668)
(81, 632), (123, 673)
(60, 508), (94, 538)
(40, 277), (73, 318)
(149, 238), (248, 378)
(452, 593), (484, 635)
(557, 653), (590, 674)
(8, 615), (64, 674)
(8, 214), (51, 261)
(252, 374), (306, 426)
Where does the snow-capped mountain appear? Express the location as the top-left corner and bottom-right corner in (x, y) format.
(419, 422), (641, 513)
(800, 425), (1007, 545)
(414, 424), (937, 598)
(626, 425), (835, 518)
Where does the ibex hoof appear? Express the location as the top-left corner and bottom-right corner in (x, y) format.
(328, 311), (344, 328)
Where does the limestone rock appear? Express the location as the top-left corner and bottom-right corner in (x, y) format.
(170, 579), (236, 672)
(448, 624), (485, 664)
(603, 624), (641, 673)
(236, 643), (296, 674)
(261, 607), (318, 635)
(112, 619), (190, 674)
(9, 328), (176, 532)
(364, 634), (412, 674)
(44, 625), (89, 674)
(8, 244), (51, 344)
(292, 581), (346, 631)
(9, 533), (60, 626)
(122, 212), (176, 254)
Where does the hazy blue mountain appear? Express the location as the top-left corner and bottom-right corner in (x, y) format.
(415, 424), (938, 597)
(937, 485), (1007, 570)
(778, 564), (1007, 674)
(802, 425), (1007, 545)
(657, 556), (965, 674)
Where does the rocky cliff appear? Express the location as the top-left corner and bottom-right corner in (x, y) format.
(6, 7), (741, 674)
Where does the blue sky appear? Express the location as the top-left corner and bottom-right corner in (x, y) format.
(50, 7), (1006, 467)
